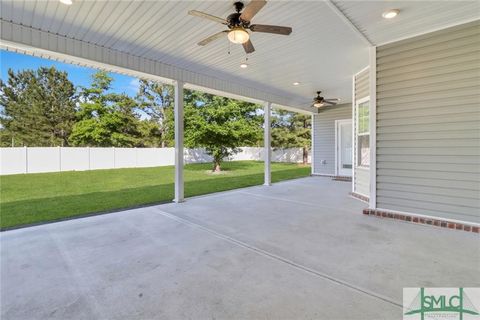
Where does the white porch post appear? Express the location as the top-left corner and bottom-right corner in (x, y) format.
(174, 80), (184, 203)
(368, 46), (377, 209)
(264, 102), (272, 186)
(311, 114), (315, 175)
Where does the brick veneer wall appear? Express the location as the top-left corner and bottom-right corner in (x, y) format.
(363, 209), (479, 234)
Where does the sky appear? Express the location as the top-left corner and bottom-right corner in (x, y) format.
(0, 50), (140, 97)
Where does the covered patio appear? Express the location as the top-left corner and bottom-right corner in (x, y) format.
(1, 0), (480, 318)
(2, 177), (478, 319)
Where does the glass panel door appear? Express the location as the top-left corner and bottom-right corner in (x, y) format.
(338, 120), (352, 176)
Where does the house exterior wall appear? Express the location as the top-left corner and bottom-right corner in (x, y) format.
(312, 104), (351, 175)
(353, 68), (370, 197)
(375, 21), (480, 223)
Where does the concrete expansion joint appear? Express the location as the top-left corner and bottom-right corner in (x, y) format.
(154, 208), (403, 310)
(238, 191), (359, 216)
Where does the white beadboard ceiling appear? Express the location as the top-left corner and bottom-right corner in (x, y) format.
(333, 0), (480, 46)
(0, 0), (478, 110)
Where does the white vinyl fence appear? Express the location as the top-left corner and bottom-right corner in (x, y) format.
(0, 147), (310, 175)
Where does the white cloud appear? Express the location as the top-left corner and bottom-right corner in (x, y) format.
(128, 78), (140, 93)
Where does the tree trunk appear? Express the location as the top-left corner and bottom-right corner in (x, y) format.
(302, 147), (308, 165)
(212, 161), (221, 172)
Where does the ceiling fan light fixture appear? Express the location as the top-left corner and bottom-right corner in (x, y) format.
(228, 27), (250, 44)
(59, 0), (73, 5)
(382, 9), (400, 19)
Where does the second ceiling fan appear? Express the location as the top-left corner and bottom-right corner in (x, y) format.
(311, 91), (339, 108)
(189, 0), (292, 54)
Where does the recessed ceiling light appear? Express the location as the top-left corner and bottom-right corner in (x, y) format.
(59, 0), (72, 5)
(293, 82), (300, 86)
(382, 9), (399, 19)
(240, 63), (248, 69)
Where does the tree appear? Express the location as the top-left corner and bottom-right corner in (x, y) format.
(0, 67), (77, 146)
(171, 90), (262, 172)
(69, 71), (143, 147)
(136, 80), (174, 147)
(271, 110), (311, 164)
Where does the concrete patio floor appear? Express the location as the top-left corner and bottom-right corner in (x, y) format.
(1, 177), (479, 319)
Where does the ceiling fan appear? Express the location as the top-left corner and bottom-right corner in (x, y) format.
(311, 91), (339, 108)
(188, 0), (292, 54)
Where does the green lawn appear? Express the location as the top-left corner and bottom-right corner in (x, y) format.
(0, 161), (310, 229)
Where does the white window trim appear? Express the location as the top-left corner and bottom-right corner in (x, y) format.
(355, 96), (370, 169)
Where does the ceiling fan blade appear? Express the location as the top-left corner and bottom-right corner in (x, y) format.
(249, 24), (292, 35)
(197, 31), (228, 46)
(188, 10), (227, 25)
(240, 0), (267, 22)
(323, 100), (338, 106)
(242, 39), (255, 54)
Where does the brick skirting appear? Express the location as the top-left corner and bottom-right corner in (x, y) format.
(332, 176), (352, 182)
(363, 209), (479, 234)
(350, 192), (369, 203)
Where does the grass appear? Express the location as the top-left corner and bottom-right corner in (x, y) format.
(0, 161), (310, 229)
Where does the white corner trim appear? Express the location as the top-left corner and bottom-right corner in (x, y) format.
(368, 47), (377, 210)
(324, 1), (374, 47)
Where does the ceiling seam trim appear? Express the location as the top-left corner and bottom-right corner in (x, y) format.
(325, 0), (374, 47)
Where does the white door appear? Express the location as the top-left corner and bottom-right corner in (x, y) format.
(336, 119), (353, 177)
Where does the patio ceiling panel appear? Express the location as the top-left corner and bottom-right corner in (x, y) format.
(0, 0), (369, 111)
(3, 1), (476, 111)
(333, 0), (480, 46)
(1, 20), (312, 113)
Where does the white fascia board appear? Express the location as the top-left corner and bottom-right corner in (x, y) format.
(0, 20), (312, 114)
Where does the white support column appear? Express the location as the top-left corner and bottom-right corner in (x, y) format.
(174, 80), (184, 203)
(368, 47), (377, 209)
(351, 74), (356, 193)
(264, 102), (272, 186)
(310, 114), (315, 175)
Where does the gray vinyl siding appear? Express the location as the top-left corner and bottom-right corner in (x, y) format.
(355, 168), (370, 196)
(376, 21), (480, 223)
(353, 68), (370, 197)
(355, 70), (369, 101)
(312, 104), (351, 175)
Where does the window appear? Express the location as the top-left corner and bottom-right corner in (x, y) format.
(356, 100), (370, 167)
